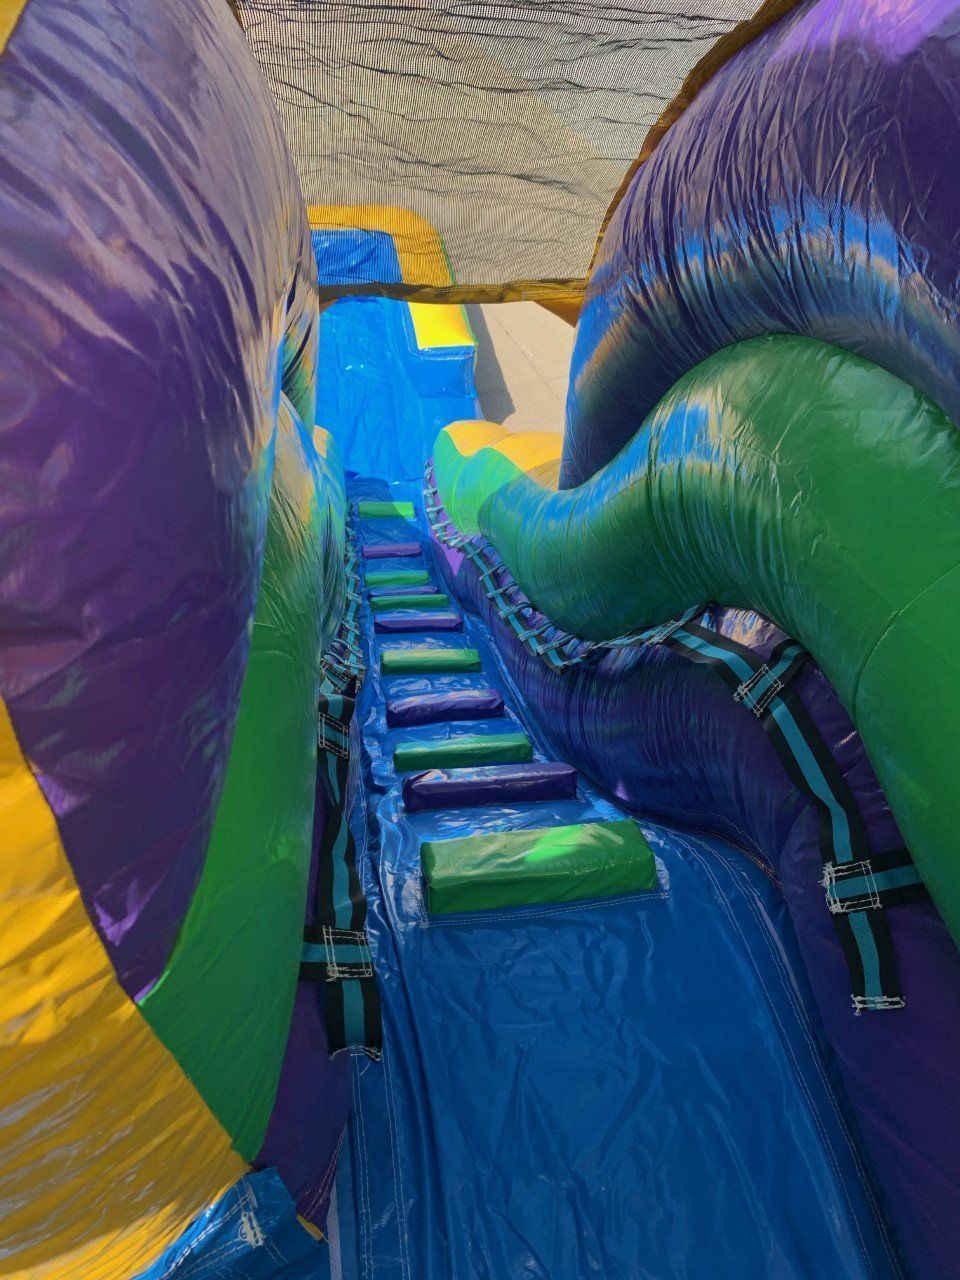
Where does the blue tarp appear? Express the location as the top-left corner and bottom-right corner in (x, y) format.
(312, 230), (403, 287)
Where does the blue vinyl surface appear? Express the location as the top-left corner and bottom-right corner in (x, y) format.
(151, 276), (904, 1280)
(135, 1170), (324, 1280)
(312, 230), (403, 288)
(313, 231), (479, 481)
(318, 486), (904, 1280)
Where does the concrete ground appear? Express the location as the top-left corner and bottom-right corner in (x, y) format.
(467, 302), (575, 434)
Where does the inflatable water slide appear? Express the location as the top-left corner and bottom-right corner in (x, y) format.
(1, 0), (959, 1277)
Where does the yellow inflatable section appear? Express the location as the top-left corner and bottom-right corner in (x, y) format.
(0, 700), (244, 1279)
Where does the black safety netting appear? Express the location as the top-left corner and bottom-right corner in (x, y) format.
(235, 0), (761, 297)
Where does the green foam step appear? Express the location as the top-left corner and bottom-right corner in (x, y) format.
(366, 569), (431, 588)
(421, 819), (657, 914)
(394, 731), (531, 772)
(357, 500), (416, 519)
(381, 647), (481, 674)
(370, 592), (451, 612)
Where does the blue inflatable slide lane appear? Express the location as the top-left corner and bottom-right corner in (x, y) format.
(308, 232), (904, 1280)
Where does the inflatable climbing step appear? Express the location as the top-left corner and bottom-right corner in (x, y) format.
(381, 646), (482, 673)
(366, 568), (431, 588)
(368, 583), (437, 598)
(375, 609), (462, 633)
(403, 761), (578, 811)
(363, 540), (422, 559)
(386, 688), (504, 727)
(357, 499), (416, 519)
(420, 819), (658, 914)
(394, 731), (532, 771)
(370, 591), (451, 612)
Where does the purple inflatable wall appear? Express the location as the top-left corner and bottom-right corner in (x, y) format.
(564, 0), (960, 488)
(0, 1), (350, 1269)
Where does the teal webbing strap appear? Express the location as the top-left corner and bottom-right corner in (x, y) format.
(657, 618), (926, 1012)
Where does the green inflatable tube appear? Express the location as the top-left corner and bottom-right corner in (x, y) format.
(433, 335), (960, 944)
(141, 402), (345, 1157)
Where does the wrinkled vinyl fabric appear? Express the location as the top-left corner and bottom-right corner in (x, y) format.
(436, 337), (960, 965)
(5, 0), (960, 1277)
(324, 482), (904, 1280)
(430, 406), (960, 1279)
(564, 0), (960, 484)
(314, 233), (479, 478)
(134, 1170), (323, 1280)
(0, 0), (315, 1001)
(0, 1), (348, 1273)
(139, 403), (344, 1159)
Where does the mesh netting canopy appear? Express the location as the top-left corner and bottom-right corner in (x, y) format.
(235, 0), (772, 301)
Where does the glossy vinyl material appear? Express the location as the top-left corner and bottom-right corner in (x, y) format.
(0, 0), (319, 1003)
(0, 0), (335, 1270)
(375, 609), (463, 633)
(431, 479), (960, 1280)
(403, 762), (579, 811)
(134, 1169), (325, 1280)
(369, 582), (437, 598)
(0, 697), (244, 1280)
(140, 403), (344, 1158)
(366, 568), (431, 588)
(10, 0), (960, 1269)
(385, 687), (504, 727)
(563, 0), (960, 490)
(327, 478), (904, 1280)
(421, 818), (657, 914)
(380, 645), (482, 673)
(255, 750), (352, 1233)
(433, 337), (960, 957)
(370, 591), (451, 611)
(314, 233), (478, 480)
(357, 501), (417, 519)
(363, 540), (423, 559)
(394, 729), (533, 772)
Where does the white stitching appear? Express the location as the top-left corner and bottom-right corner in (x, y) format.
(353, 1056), (375, 1280)
(382, 1046), (412, 1280)
(822, 860), (881, 913)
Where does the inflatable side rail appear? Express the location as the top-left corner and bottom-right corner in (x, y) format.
(562, 0), (960, 491)
(426, 457), (929, 1012)
(0, 0), (348, 1270)
(431, 334), (960, 956)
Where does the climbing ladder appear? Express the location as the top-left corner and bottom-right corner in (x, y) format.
(356, 496), (656, 917)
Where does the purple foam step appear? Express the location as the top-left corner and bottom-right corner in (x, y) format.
(375, 610), (462, 633)
(362, 541), (422, 559)
(403, 762), (578, 812)
(386, 688), (504, 728)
